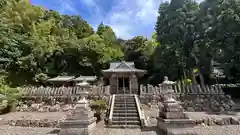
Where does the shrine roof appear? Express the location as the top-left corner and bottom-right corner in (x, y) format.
(47, 76), (75, 82)
(102, 61), (146, 73)
(73, 76), (97, 81)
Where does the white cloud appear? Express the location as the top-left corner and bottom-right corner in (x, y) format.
(59, 0), (79, 14)
(57, 0), (165, 39)
(59, 0), (208, 39)
(46, 0), (206, 39)
(101, 0), (164, 39)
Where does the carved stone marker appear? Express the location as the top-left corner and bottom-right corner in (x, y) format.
(59, 91), (96, 135)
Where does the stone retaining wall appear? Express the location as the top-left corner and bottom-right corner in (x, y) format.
(175, 94), (235, 112)
(16, 95), (110, 112)
(140, 93), (235, 112)
(7, 119), (63, 128)
(16, 103), (75, 112)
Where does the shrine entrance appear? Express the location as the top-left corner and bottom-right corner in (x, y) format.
(118, 77), (130, 93)
(102, 61), (146, 95)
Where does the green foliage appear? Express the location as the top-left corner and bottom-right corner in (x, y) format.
(124, 34), (158, 74)
(0, 76), (21, 113)
(154, 0), (240, 84)
(1, 0), (239, 87)
(0, 0), (123, 86)
(90, 99), (107, 111)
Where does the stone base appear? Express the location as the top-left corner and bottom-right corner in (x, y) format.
(59, 117), (97, 135)
(59, 128), (86, 135)
(157, 117), (195, 131)
(164, 112), (188, 119)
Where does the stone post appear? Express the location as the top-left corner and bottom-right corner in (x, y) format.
(59, 92), (97, 135)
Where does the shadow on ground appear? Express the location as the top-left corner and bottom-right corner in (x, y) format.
(141, 126), (165, 135)
(47, 129), (60, 134)
(206, 111), (237, 115)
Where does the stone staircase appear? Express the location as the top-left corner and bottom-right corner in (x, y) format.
(232, 98), (240, 112)
(109, 94), (141, 128)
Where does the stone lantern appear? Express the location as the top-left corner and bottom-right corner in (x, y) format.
(159, 76), (176, 101)
(157, 77), (195, 133)
(59, 81), (97, 135)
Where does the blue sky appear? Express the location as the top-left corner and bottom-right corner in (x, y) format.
(30, 0), (202, 39)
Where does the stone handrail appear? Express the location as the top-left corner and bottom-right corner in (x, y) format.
(108, 94), (115, 125)
(134, 94), (145, 127)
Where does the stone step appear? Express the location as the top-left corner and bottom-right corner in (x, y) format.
(115, 96), (134, 99)
(114, 103), (136, 105)
(115, 98), (134, 100)
(113, 113), (139, 117)
(113, 109), (137, 112)
(112, 117), (139, 121)
(114, 107), (137, 110)
(114, 103), (136, 106)
(115, 101), (135, 104)
(113, 110), (138, 113)
(114, 99), (135, 102)
(232, 105), (240, 111)
(111, 120), (140, 125)
(115, 96), (134, 98)
(108, 124), (140, 129)
(115, 100), (134, 102)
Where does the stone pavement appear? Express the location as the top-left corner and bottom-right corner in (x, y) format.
(2, 124), (240, 135)
(91, 128), (160, 135)
(168, 125), (240, 135)
(0, 126), (57, 135)
(0, 126), (160, 135)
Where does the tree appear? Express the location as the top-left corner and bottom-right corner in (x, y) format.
(155, 0), (205, 84)
(0, 0), (124, 86)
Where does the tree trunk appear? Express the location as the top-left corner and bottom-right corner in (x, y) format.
(190, 68), (197, 84)
(183, 68), (187, 82)
(192, 48), (205, 86)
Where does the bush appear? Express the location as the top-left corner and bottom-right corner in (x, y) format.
(90, 99), (107, 111)
(0, 84), (22, 114)
(90, 100), (107, 122)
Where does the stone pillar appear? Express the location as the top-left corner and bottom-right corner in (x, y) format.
(129, 77), (132, 94)
(131, 74), (138, 94)
(116, 75), (119, 94)
(110, 74), (117, 94)
(59, 94), (97, 135)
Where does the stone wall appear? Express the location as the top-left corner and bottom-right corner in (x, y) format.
(139, 84), (236, 112)
(175, 94), (235, 112)
(17, 95), (110, 112)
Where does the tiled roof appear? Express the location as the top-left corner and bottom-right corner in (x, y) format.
(73, 76), (97, 81)
(109, 62), (135, 69)
(47, 76), (75, 82)
(102, 61), (146, 73)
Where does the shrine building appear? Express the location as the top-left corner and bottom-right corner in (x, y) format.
(102, 61), (146, 95)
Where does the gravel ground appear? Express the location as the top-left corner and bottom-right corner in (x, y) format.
(169, 125), (240, 135)
(0, 126), (159, 135)
(1, 107), (240, 135)
(0, 122), (240, 135)
(1, 125), (240, 135)
(91, 128), (159, 135)
(142, 105), (240, 122)
(0, 112), (67, 122)
(0, 126), (59, 135)
(186, 112), (240, 120)
(143, 105), (240, 135)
